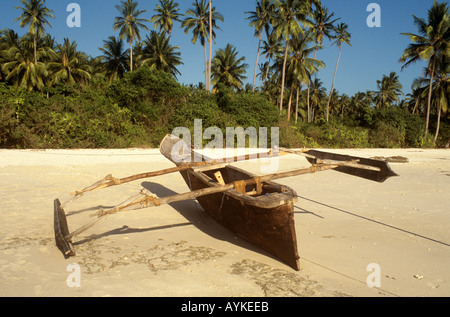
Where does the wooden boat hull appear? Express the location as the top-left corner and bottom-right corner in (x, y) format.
(179, 164), (300, 271)
(158, 134), (301, 270)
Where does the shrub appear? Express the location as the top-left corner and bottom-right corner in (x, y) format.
(370, 122), (404, 148)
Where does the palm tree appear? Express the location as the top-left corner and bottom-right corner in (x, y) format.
(400, 0), (450, 137)
(327, 89), (340, 119)
(0, 30), (20, 81)
(432, 53), (449, 143)
(182, 0), (223, 90)
(14, 0), (54, 65)
(208, 0), (213, 92)
(211, 44), (248, 92)
(310, 5), (339, 55)
(245, 0), (275, 92)
(273, 0), (312, 114)
(2, 35), (47, 91)
(140, 31), (183, 77)
(407, 77), (428, 115)
(374, 72), (403, 108)
(326, 22), (351, 122)
(283, 31), (324, 121)
(338, 94), (351, 119)
(1, 30), (19, 80)
(309, 77), (326, 122)
(261, 28), (284, 83)
(0, 29), (20, 53)
(307, 4), (339, 120)
(98, 36), (129, 83)
(415, 53), (450, 143)
(151, 0), (182, 34)
(46, 38), (92, 86)
(114, 0), (150, 72)
(350, 91), (373, 119)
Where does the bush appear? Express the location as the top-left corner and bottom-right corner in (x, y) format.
(370, 122), (404, 148)
(371, 107), (427, 147)
(298, 121), (370, 148)
(0, 69), (445, 149)
(279, 120), (319, 148)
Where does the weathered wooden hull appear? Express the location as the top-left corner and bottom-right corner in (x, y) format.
(179, 165), (300, 271)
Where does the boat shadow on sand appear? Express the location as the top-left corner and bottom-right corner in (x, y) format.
(74, 181), (297, 266)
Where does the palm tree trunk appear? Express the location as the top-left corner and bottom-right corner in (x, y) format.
(130, 37), (134, 72)
(425, 58), (436, 137)
(204, 43), (208, 90)
(287, 87), (293, 122)
(34, 35), (37, 65)
(279, 39), (289, 114)
(327, 43), (341, 122)
(263, 56), (272, 92)
(252, 30), (263, 92)
(434, 99), (441, 144)
(295, 85), (300, 123)
(208, 0), (213, 92)
(307, 82), (311, 123)
(264, 57), (271, 82)
(312, 103), (315, 123)
(307, 48), (318, 123)
(412, 98), (419, 114)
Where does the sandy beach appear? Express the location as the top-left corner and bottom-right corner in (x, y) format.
(0, 147), (449, 297)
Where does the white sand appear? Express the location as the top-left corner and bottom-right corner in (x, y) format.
(0, 147), (449, 297)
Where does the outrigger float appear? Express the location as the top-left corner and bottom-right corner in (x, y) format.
(54, 134), (398, 270)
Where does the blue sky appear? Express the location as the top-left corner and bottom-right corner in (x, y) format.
(0, 0), (436, 96)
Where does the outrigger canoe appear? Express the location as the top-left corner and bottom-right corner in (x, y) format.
(54, 134), (398, 271)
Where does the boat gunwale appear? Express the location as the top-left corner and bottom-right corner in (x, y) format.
(188, 164), (298, 209)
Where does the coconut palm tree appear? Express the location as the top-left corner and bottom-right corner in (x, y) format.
(407, 77), (428, 115)
(257, 61), (271, 87)
(283, 31), (324, 121)
(46, 38), (92, 86)
(432, 53), (449, 143)
(140, 31), (183, 77)
(261, 29), (284, 83)
(98, 36), (129, 83)
(310, 4), (339, 55)
(307, 4), (339, 120)
(208, 0), (213, 92)
(374, 72), (403, 109)
(114, 0), (150, 72)
(211, 43), (248, 92)
(245, 0), (275, 92)
(415, 53), (450, 143)
(309, 77), (326, 122)
(14, 0), (54, 65)
(0, 29), (20, 80)
(2, 35), (47, 91)
(399, 0), (450, 137)
(326, 22), (351, 122)
(349, 91), (372, 119)
(273, 0), (312, 114)
(182, 0), (223, 90)
(151, 0), (182, 34)
(338, 94), (351, 119)
(0, 29), (20, 53)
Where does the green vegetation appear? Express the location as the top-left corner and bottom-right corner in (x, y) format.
(0, 0), (448, 149)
